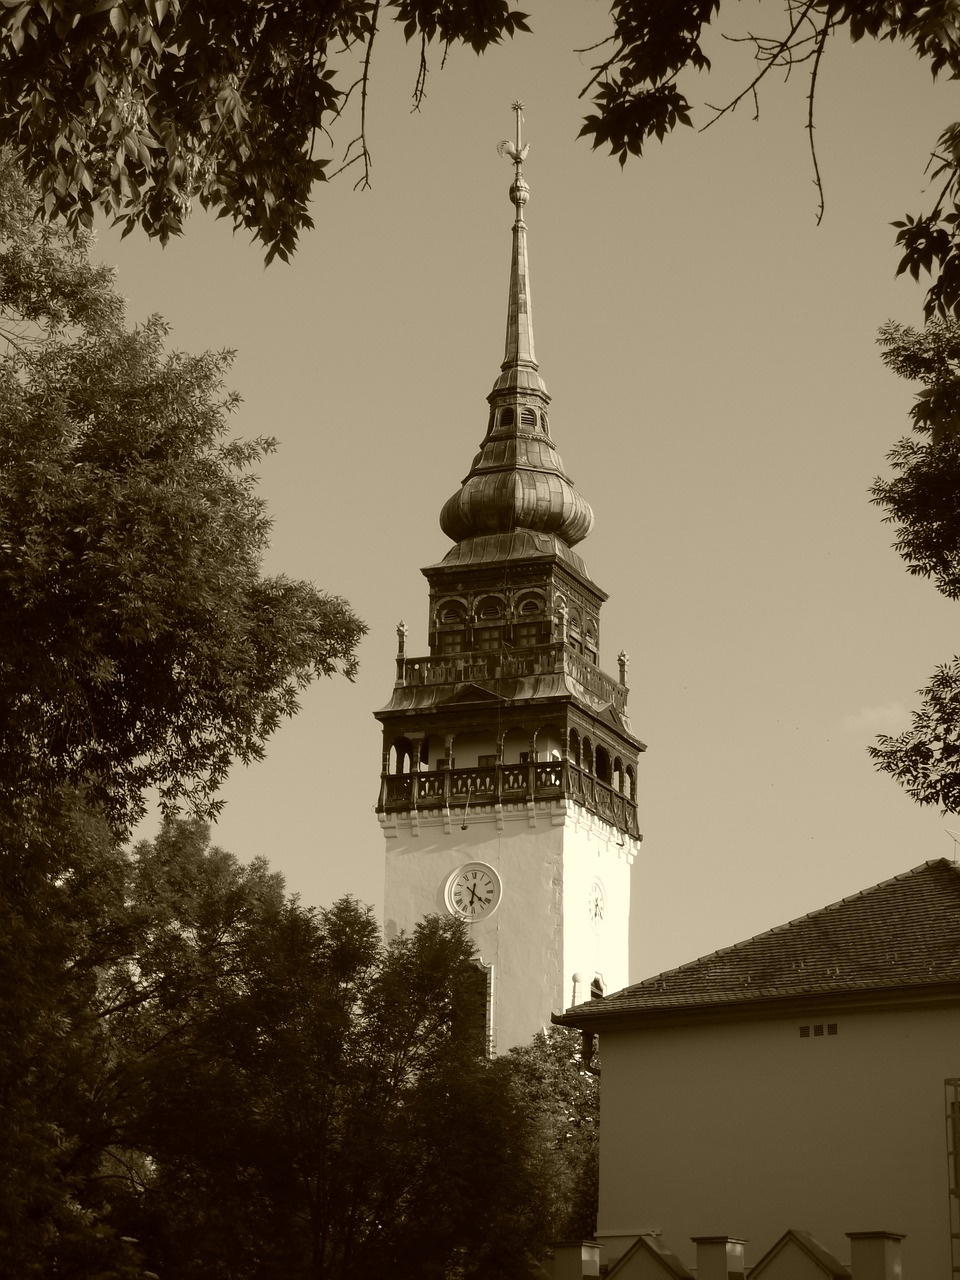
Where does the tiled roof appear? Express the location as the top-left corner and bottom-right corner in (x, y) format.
(557, 859), (960, 1026)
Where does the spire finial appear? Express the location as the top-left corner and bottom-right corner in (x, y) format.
(497, 101), (531, 215)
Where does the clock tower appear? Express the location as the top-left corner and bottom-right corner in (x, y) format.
(375, 107), (644, 1052)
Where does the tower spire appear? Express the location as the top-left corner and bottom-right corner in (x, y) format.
(438, 106), (594, 555)
(495, 100), (540, 390)
(374, 113), (645, 1054)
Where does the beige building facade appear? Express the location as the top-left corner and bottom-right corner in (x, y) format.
(557, 859), (960, 1277)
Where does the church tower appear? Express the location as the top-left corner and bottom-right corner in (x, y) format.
(375, 106), (644, 1053)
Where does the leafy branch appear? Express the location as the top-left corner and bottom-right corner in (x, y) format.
(0, 0), (530, 262)
(577, 0), (960, 316)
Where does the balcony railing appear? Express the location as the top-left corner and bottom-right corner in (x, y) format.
(395, 643), (627, 714)
(379, 761), (639, 837)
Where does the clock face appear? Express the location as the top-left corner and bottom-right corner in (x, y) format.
(588, 880), (605, 931)
(446, 863), (502, 921)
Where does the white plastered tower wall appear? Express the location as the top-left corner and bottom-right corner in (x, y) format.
(382, 796), (638, 1052)
(560, 803), (636, 1007)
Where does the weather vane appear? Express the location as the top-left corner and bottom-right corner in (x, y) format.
(497, 100), (530, 169)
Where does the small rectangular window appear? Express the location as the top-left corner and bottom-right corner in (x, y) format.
(827, 1023), (838, 1036)
(477, 755), (496, 767)
(476, 627), (501, 651)
(799, 1026), (810, 1038)
(440, 633), (463, 654)
(813, 1024), (824, 1037)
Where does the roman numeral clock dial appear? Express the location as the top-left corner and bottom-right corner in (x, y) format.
(445, 863), (502, 921)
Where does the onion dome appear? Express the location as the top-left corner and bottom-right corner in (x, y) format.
(438, 104), (594, 552)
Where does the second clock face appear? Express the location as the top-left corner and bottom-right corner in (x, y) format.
(588, 880), (606, 931)
(446, 863), (502, 921)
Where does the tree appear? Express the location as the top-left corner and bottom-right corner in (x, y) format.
(0, 792), (153, 1280)
(0, 0), (530, 263)
(869, 319), (960, 809)
(2, 809), (595, 1277)
(0, 153), (364, 833)
(494, 1027), (601, 1248)
(0, 810), (287, 1279)
(576, 0), (960, 319)
(88, 823), (543, 1279)
(0, 156), (361, 1271)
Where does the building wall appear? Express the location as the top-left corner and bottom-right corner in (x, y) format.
(382, 798), (636, 1051)
(559, 804), (633, 1005)
(596, 1003), (959, 1276)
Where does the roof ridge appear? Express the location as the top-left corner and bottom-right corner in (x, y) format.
(622, 859), (958, 995)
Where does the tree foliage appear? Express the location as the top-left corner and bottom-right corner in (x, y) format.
(5, 0), (960, 291)
(0, 0), (530, 263)
(123, 875), (537, 1279)
(576, 0), (960, 318)
(870, 319), (960, 809)
(1, 815), (569, 1279)
(0, 795), (149, 1280)
(494, 1027), (601, 1246)
(0, 154), (364, 832)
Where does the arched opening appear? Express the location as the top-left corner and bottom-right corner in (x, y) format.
(476, 595), (504, 620)
(535, 723), (563, 755)
(438, 600), (465, 624)
(390, 737), (413, 775)
(585, 621), (599, 666)
(569, 729), (581, 766)
(568, 611), (584, 655)
(502, 727), (530, 766)
(520, 406), (537, 426)
(613, 756), (624, 793)
(590, 975), (605, 1000)
(595, 745), (611, 784)
(436, 599), (466, 655)
(625, 765), (636, 801)
(514, 594), (544, 647)
(475, 597), (504, 649)
(582, 738), (594, 775)
(499, 407), (515, 427)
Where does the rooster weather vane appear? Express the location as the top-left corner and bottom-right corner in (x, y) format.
(497, 100), (530, 168)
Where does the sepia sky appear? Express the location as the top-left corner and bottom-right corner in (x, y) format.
(99, 2), (960, 985)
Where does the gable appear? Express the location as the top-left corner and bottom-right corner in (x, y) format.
(598, 702), (630, 734)
(438, 682), (506, 706)
(749, 1229), (849, 1279)
(606, 1233), (694, 1279)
